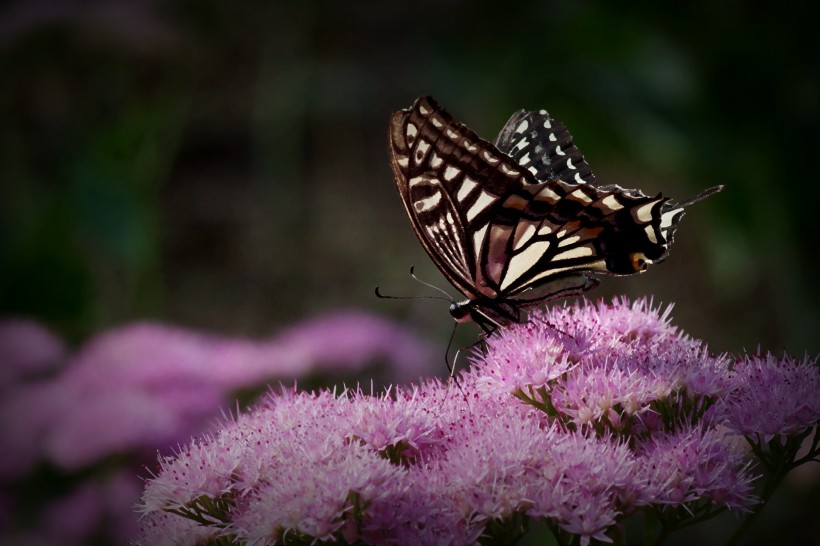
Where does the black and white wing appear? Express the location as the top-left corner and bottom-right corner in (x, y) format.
(388, 96), (721, 329)
(494, 108), (596, 185)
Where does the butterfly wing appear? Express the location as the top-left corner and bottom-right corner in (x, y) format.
(494, 109), (597, 185)
(388, 96), (531, 302)
(389, 96), (721, 328)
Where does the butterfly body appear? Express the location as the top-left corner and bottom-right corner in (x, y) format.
(388, 96), (721, 332)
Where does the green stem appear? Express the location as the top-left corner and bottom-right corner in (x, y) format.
(724, 429), (817, 546)
(643, 511), (657, 546)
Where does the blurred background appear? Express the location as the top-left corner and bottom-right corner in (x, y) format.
(1, 0), (818, 354)
(0, 1), (817, 545)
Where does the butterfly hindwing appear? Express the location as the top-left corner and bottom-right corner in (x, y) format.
(494, 109), (597, 186)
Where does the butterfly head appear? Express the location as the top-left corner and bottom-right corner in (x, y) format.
(605, 252), (652, 275)
(449, 301), (474, 323)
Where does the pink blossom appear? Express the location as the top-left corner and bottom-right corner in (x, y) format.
(0, 311), (432, 474)
(135, 297), (800, 545)
(724, 352), (820, 442)
(472, 319), (578, 394)
(632, 425), (757, 510)
(0, 319), (66, 387)
(1, 311), (432, 545)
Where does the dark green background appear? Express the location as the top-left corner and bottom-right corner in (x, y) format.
(2, 1), (818, 353)
(1, 2), (818, 543)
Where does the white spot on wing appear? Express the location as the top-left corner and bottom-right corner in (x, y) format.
(446, 128), (459, 140)
(634, 201), (659, 223)
(558, 234), (581, 247)
(513, 222), (537, 251)
(644, 224), (658, 244)
(553, 246), (594, 261)
(555, 145), (565, 156)
(473, 223), (489, 257)
(414, 192), (441, 212)
(570, 189), (592, 203)
(444, 166), (460, 181)
(543, 119), (552, 129)
(537, 186), (560, 202)
(516, 120), (529, 133)
(482, 150), (499, 164)
(431, 117), (443, 128)
(415, 140), (430, 164)
(466, 190), (496, 222)
(457, 177), (479, 202)
(537, 224), (553, 236)
(430, 153), (443, 168)
(600, 195), (623, 211)
(519, 153), (531, 165)
(501, 164), (518, 176)
(419, 104), (430, 115)
(574, 173), (586, 184)
(567, 158), (576, 170)
(501, 240), (552, 290)
(661, 208), (682, 229)
(397, 157), (409, 168)
(549, 133), (557, 142)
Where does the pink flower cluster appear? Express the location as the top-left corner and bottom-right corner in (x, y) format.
(0, 311), (434, 546)
(137, 298), (818, 545)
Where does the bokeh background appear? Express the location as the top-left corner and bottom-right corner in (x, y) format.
(1, 1), (818, 545)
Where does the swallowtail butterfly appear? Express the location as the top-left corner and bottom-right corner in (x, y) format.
(388, 96), (721, 332)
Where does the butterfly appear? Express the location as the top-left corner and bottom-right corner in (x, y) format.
(387, 96), (721, 332)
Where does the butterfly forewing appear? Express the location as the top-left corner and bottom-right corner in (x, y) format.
(388, 96), (721, 330)
(389, 96), (540, 301)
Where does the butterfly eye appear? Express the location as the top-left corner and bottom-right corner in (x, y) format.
(605, 254), (648, 274)
(449, 303), (473, 323)
(631, 253), (649, 272)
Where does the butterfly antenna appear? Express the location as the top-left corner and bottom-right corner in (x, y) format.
(375, 266), (457, 303)
(676, 185), (724, 208)
(409, 266), (456, 302)
(374, 286), (451, 303)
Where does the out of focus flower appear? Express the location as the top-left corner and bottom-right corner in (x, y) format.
(0, 310), (434, 546)
(0, 319), (66, 387)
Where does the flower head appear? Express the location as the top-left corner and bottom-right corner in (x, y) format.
(134, 297), (818, 546)
(724, 352), (820, 442)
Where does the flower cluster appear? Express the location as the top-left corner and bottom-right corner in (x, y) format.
(137, 298), (820, 546)
(0, 311), (433, 546)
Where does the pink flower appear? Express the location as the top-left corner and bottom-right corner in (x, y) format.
(0, 319), (66, 387)
(1, 311), (432, 546)
(632, 425), (757, 510)
(724, 352), (820, 442)
(125, 298), (818, 545)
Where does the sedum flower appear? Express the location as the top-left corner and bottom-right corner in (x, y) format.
(0, 311), (432, 546)
(133, 297), (818, 546)
(0, 319), (66, 388)
(724, 352), (820, 442)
